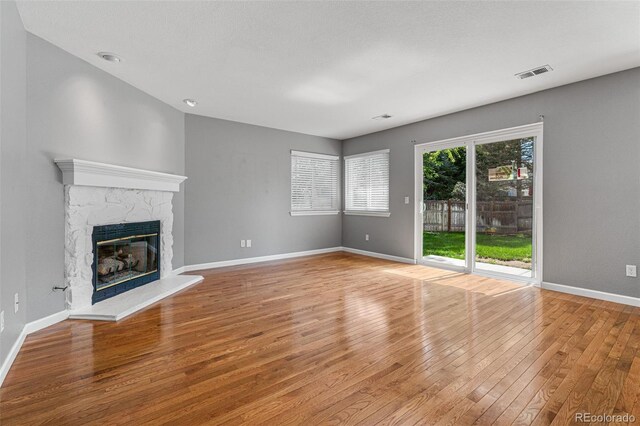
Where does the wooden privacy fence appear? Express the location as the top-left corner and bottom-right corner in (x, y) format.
(424, 199), (533, 234)
(424, 200), (466, 232)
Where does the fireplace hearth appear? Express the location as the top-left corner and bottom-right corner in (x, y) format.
(92, 220), (161, 304)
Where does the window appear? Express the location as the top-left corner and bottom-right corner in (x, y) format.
(345, 149), (390, 216)
(290, 150), (340, 215)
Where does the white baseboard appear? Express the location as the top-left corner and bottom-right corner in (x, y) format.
(340, 247), (417, 264)
(183, 247), (343, 272)
(1, 310), (69, 388)
(172, 265), (187, 275)
(542, 281), (640, 307)
(23, 310), (69, 335)
(0, 330), (27, 388)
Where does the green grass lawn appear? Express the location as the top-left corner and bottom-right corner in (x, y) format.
(423, 231), (532, 263)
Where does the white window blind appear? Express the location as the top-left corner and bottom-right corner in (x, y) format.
(290, 150), (340, 215)
(345, 149), (390, 216)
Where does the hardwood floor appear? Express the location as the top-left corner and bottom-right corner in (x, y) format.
(1, 252), (639, 425)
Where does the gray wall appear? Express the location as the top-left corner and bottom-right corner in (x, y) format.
(25, 34), (186, 321)
(185, 114), (342, 265)
(0, 1), (28, 368)
(343, 67), (640, 298)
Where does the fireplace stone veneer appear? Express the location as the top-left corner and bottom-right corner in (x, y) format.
(65, 186), (175, 310)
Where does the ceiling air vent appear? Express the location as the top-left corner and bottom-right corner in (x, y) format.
(515, 65), (553, 80)
(372, 114), (393, 120)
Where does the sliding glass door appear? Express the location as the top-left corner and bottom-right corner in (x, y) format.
(421, 145), (468, 269)
(416, 123), (542, 283)
(473, 137), (535, 279)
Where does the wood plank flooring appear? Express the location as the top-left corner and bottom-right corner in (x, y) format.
(1, 252), (639, 425)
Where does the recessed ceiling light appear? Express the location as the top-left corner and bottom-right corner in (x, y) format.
(183, 99), (198, 107)
(97, 52), (121, 63)
(372, 114), (392, 120)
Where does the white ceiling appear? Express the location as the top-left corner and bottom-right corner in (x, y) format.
(17, 1), (640, 140)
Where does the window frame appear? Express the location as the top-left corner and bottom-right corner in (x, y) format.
(344, 149), (391, 217)
(290, 150), (341, 216)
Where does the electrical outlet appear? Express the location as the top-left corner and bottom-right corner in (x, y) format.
(246, 239), (252, 248)
(0, 311), (4, 333)
(14, 293), (19, 313)
(241, 240), (246, 248)
(365, 234), (369, 241)
(404, 196), (410, 204)
(626, 265), (637, 278)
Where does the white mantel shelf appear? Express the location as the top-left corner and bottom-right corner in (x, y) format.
(55, 158), (187, 192)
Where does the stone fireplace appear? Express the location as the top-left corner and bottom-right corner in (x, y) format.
(56, 159), (202, 320)
(64, 185), (174, 309)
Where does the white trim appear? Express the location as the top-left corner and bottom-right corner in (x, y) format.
(55, 158), (187, 192)
(183, 247), (344, 272)
(344, 148), (390, 160)
(542, 282), (640, 307)
(290, 150), (339, 161)
(23, 310), (69, 335)
(467, 141), (475, 272)
(1, 310), (69, 387)
(0, 331), (26, 388)
(344, 211), (391, 217)
(182, 246), (417, 273)
(414, 144), (424, 268)
(341, 247), (417, 264)
(172, 266), (187, 275)
(534, 127), (544, 284)
(290, 210), (340, 216)
(415, 122), (543, 147)
(420, 259), (466, 273)
(421, 255), (466, 271)
(474, 269), (535, 286)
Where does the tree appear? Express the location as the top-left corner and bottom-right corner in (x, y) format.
(423, 147), (466, 200)
(423, 138), (534, 201)
(475, 137), (534, 201)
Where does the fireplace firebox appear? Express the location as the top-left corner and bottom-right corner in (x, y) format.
(92, 220), (161, 304)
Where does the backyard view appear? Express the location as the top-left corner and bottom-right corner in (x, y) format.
(422, 231), (532, 267)
(423, 138), (534, 272)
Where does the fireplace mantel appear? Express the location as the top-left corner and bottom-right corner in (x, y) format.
(57, 158), (198, 317)
(55, 158), (187, 192)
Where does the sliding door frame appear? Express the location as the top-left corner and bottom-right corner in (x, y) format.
(414, 122), (544, 285)
(415, 140), (472, 273)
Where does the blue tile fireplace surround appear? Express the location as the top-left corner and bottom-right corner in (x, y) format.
(92, 220), (161, 304)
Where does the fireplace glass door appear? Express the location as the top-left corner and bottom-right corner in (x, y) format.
(95, 233), (159, 291)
